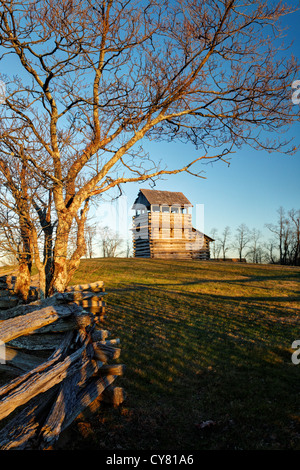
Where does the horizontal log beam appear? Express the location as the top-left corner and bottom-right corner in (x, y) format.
(0, 334), (84, 421)
(7, 333), (68, 351)
(73, 299), (106, 308)
(0, 304), (81, 344)
(56, 291), (107, 303)
(93, 342), (121, 361)
(65, 281), (105, 293)
(98, 338), (120, 347)
(98, 364), (125, 376)
(0, 291), (83, 321)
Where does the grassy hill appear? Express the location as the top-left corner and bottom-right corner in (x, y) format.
(64, 258), (300, 450)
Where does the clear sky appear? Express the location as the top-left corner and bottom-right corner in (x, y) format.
(93, 2), (300, 254)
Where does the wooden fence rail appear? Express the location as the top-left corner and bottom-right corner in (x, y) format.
(0, 277), (125, 450)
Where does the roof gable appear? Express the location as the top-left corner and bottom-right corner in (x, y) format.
(133, 189), (193, 208)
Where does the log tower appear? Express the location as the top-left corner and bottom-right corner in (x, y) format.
(132, 189), (213, 260)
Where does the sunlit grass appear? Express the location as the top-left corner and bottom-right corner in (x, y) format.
(66, 258), (300, 450)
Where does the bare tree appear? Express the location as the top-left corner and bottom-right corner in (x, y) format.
(0, 153), (57, 298)
(288, 209), (300, 266)
(219, 226), (231, 260)
(85, 224), (98, 259)
(233, 223), (250, 261)
(266, 207), (292, 265)
(0, 160), (33, 272)
(125, 239), (132, 258)
(247, 228), (262, 263)
(99, 226), (123, 258)
(266, 208), (300, 265)
(0, 0), (299, 293)
(263, 239), (277, 264)
(209, 227), (221, 259)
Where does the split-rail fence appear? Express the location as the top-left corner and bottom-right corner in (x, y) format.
(0, 275), (125, 450)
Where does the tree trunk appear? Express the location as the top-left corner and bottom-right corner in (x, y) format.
(14, 254), (31, 302)
(37, 266), (46, 301)
(15, 209), (34, 301)
(49, 235), (70, 294)
(33, 191), (55, 297)
(65, 202), (89, 287)
(43, 225), (54, 297)
(48, 200), (89, 295)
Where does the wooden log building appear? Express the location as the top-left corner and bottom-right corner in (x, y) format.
(132, 189), (214, 260)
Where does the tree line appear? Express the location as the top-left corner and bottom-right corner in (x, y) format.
(85, 225), (131, 259)
(210, 207), (300, 265)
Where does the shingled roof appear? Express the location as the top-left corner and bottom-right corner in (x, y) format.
(132, 189), (193, 208)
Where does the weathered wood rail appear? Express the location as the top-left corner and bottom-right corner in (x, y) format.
(0, 276), (125, 450)
(0, 275), (38, 309)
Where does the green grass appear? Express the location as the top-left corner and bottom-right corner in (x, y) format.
(64, 258), (300, 450)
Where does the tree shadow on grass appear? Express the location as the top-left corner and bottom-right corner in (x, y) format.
(99, 274), (300, 450)
(114, 281), (300, 305)
(97, 296), (300, 450)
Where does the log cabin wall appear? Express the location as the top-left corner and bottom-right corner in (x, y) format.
(132, 189), (213, 260)
(133, 210), (193, 259)
(190, 229), (213, 260)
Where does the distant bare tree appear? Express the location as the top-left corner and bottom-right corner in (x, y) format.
(247, 228), (262, 263)
(85, 224), (97, 259)
(234, 223), (250, 261)
(210, 227), (221, 259)
(266, 207), (299, 265)
(263, 239), (277, 264)
(125, 239), (132, 258)
(219, 226), (231, 260)
(99, 226), (123, 258)
(288, 209), (300, 266)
